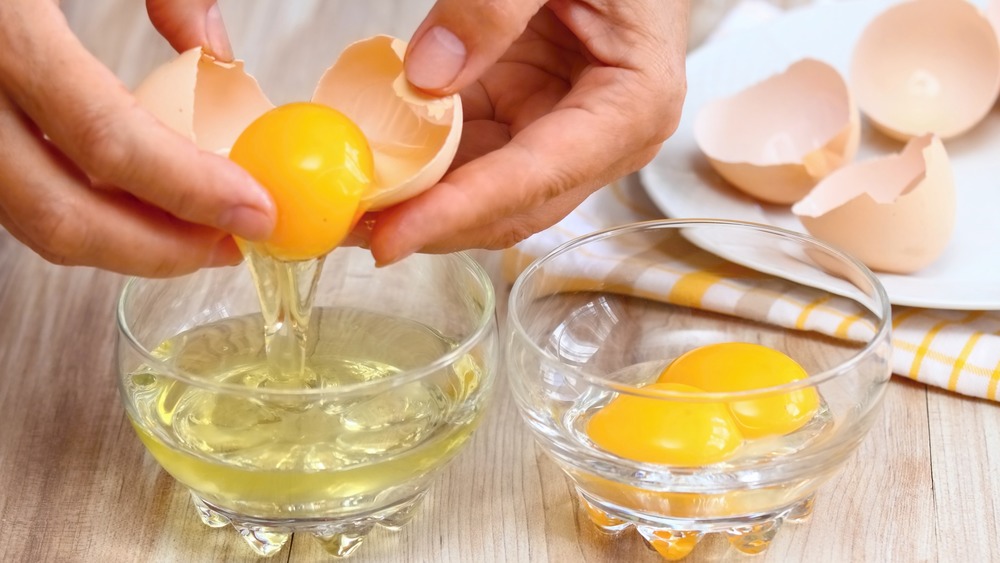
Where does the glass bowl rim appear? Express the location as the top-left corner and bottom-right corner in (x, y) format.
(507, 218), (892, 401)
(116, 250), (497, 397)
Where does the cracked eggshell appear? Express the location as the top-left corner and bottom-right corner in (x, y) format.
(134, 36), (462, 211)
(694, 58), (860, 205)
(133, 47), (273, 154)
(851, 0), (1000, 141)
(312, 35), (463, 210)
(791, 134), (955, 274)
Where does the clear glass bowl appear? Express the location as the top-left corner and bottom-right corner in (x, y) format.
(116, 248), (498, 557)
(506, 220), (892, 560)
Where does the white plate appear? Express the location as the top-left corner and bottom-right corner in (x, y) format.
(640, 0), (1000, 310)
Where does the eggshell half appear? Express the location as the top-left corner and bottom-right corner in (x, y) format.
(850, 0), (1000, 141)
(312, 35), (463, 210)
(791, 134), (955, 274)
(694, 58), (859, 205)
(134, 47), (274, 154)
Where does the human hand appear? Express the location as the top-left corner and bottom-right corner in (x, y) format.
(365, 0), (689, 264)
(145, 0), (687, 266)
(0, 0), (274, 277)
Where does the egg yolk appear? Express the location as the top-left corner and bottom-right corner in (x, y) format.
(657, 342), (819, 439)
(229, 102), (374, 261)
(586, 382), (742, 466)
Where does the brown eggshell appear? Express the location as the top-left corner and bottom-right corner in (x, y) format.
(694, 58), (860, 204)
(989, 0), (1000, 36)
(133, 47), (274, 154)
(312, 35), (463, 210)
(791, 134), (955, 274)
(850, 0), (1000, 141)
(135, 37), (462, 213)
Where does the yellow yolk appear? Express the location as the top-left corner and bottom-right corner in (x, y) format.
(657, 342), (819, 439)
(586, 382), (742, 466)
(229, 102), (374, 261)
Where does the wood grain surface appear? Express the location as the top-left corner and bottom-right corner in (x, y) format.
(1, 1), (997, 561)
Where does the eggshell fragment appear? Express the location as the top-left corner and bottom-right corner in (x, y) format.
(988, 0), (1000, 37)
(134, 47), (273, 154)
(850, 0), (1000, 141)
(694, 58), (859, 205)
(312, 35), (463, 210)
(135, 36), (462, 218)
(791, 134), (955, 274)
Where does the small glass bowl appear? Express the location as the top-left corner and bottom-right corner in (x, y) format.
(506, 220), (891, 560)
(116, 247), (498, 557)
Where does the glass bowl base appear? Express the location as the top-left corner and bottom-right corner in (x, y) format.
(189, 491), (428, 558)
(577, 490), (816, 561)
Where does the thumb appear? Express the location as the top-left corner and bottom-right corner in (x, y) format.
(145, 0), (234, 61)
(404, 0), (547, 95)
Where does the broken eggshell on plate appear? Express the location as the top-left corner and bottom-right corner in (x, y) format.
(791, 134), (955, 275)
(988, 0), (1000, 37)
(133, 35), (462, 211)
(693, 58), (860, 205)
(850, 0), (1000, 141)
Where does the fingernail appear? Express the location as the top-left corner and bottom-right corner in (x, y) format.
(405, 26), (466, 90)
(205, 4), (234, 61)
(218, 205), (273, 241)
(207, 237), (244, 267)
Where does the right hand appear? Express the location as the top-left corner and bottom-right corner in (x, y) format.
(0, 0), (274, 277)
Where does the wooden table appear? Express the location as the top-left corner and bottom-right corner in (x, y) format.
(2, 1), (998, 561)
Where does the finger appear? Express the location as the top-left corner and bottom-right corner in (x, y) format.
(368, 76), (671, 264)
(453, 119), (513, 168)
(145, 0), (233, 61)
(0, 92), (241, 277)
(371, 146), (656, 260)
(548, 0), (689, 71)
(379, 1), (688, 263)
(404, 0), (548, 94)
(345, 117), (507, 252)
(412, 183), (597, 254)
(458, 81), (495, 122)
(0, 2), (274, 242)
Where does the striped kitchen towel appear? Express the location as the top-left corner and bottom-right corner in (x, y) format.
(504, 180), (1000, 402)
